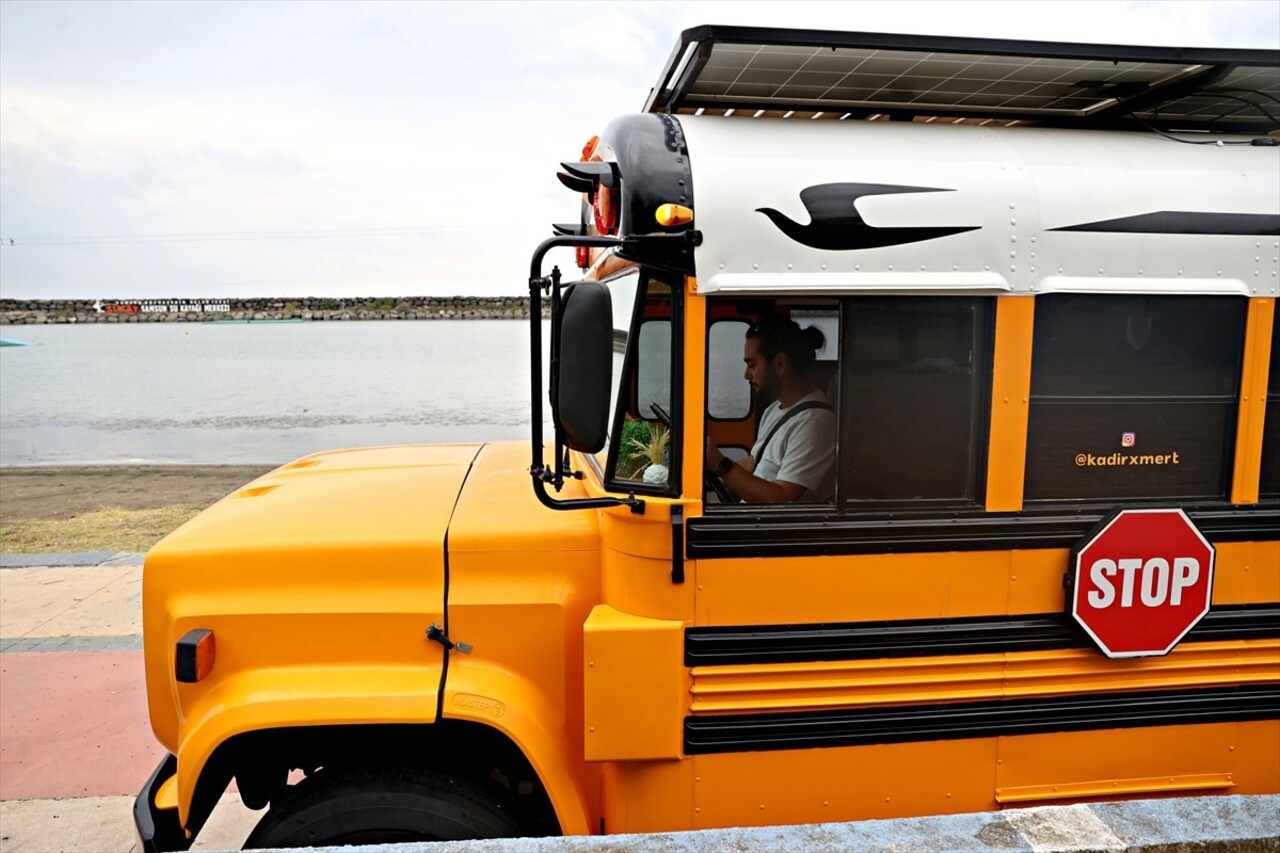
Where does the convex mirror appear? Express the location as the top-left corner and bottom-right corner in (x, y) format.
(552, 282), (612, 453)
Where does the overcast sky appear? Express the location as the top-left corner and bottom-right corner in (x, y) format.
(1, 0), (1277, 300)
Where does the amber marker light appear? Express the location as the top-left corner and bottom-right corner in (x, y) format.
(175, 628), (216, 683)
(655, 204), (693, 227)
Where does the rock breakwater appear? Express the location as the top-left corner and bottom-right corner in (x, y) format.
(0, 296), (547, 324)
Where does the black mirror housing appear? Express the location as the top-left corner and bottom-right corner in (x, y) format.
(552, 282), (612, 453)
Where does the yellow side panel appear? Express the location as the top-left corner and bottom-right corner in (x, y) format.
(1007, 548), (1072, 612)
(692, 739), (998, 828)
(583, 605), (687, 761)
(1233, 720), (1280, 793)
(601, 759), (694, 833)
(994, 722), (1278, 802)
(1231, 298), (1275, 504)
(695, 551), (1015, 627)
(694, 539), (1275, 630)
(1212, 541), (1280, 604)
(685, 720), (1279, 830)
(986, 295), (1036, 512)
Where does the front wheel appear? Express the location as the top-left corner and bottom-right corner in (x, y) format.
(243, 767), (522, 848)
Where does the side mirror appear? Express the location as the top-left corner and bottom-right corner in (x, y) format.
(552, 282), (612, 453)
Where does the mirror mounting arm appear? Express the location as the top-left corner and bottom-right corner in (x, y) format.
(528, 234), (645, 514)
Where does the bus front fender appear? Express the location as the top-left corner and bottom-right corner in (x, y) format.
(171, 663), (442, 830)
(442, 659), (594, 836)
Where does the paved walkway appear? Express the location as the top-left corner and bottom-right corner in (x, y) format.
(0, 554), (256, 852)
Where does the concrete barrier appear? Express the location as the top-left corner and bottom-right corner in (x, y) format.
(0, 296), (549, 324)
(253, 794), (1278, 853)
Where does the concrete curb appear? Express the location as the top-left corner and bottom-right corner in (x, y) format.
(0, 551), (145, 568)
(245, 794), (1279, 853)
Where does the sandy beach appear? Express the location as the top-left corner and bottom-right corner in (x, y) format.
(0, 465), (275, 522)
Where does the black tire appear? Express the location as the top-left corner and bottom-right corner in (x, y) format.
(242, 766), (522, 848)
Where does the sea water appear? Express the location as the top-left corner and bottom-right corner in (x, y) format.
(0, 320), (551, 465)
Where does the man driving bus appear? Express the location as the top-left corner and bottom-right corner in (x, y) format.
(705, 315), (836, 503)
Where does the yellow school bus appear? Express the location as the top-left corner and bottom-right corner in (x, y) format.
(135, 25), (1280, 850)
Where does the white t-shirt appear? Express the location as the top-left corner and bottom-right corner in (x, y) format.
(750, 390), (836, 501)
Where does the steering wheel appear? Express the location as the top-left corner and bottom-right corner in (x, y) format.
(650, 402), (736, 504)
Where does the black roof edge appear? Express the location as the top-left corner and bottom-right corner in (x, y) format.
(644, 23), (1280, 114)
(680, 23), (1279, 65)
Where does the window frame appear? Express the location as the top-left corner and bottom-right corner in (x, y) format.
(1258, 304), (1280, 499)
(1021, 293), (1249, 506)
(702, 294), (995, 514)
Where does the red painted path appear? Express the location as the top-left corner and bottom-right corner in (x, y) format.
(0, 650), (163, 801)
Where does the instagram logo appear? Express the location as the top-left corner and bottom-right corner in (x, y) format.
(1121, 432), (1136, 448)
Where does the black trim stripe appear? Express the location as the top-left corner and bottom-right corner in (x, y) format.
(685, 505), (1278, 559)
(683, 683), (1279, 754)
(684, 603), (1280, 667)
(1050, 211), (1280, 236)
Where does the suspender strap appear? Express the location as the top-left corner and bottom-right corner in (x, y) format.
(753, 401), (832, 464)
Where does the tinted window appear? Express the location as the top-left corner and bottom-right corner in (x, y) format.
(1024, 295), (1246, 502)
(1260, 316), (1280, 498)
(839, 298), (991, 503)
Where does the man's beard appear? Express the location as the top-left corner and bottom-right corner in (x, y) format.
(751, 368), (778, 407)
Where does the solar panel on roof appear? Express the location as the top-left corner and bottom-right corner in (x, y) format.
(646, 25), (1280, 133)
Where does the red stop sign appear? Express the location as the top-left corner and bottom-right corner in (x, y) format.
(1069, 508), (1215, 658)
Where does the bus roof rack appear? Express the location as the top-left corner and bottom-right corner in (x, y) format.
(644, 24), (1280, 133)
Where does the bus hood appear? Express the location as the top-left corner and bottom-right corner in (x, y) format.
(142, 444), (481, 750)
(148, 444), (482, 563)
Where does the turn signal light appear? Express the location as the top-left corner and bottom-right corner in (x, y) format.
(175, 628), (215, 683)
(655, 203), (693, 227)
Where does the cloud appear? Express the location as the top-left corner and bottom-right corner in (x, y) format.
(1, 0), (1275, 299)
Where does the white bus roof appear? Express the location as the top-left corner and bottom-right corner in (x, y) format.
(644, 25), (1280, 134)
(676, 116), (1278, 297)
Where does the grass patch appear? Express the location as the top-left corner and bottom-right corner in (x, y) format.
(0, 505), (203, 553)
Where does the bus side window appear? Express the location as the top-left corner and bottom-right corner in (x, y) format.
(1024, 294), (1247, 502)
(838, 297), (993, 505)
(704, 304), (840, 503)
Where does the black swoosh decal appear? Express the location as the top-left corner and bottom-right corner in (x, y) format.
(757, 183), (980, 250)
(1051, 211), (1279, 235)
